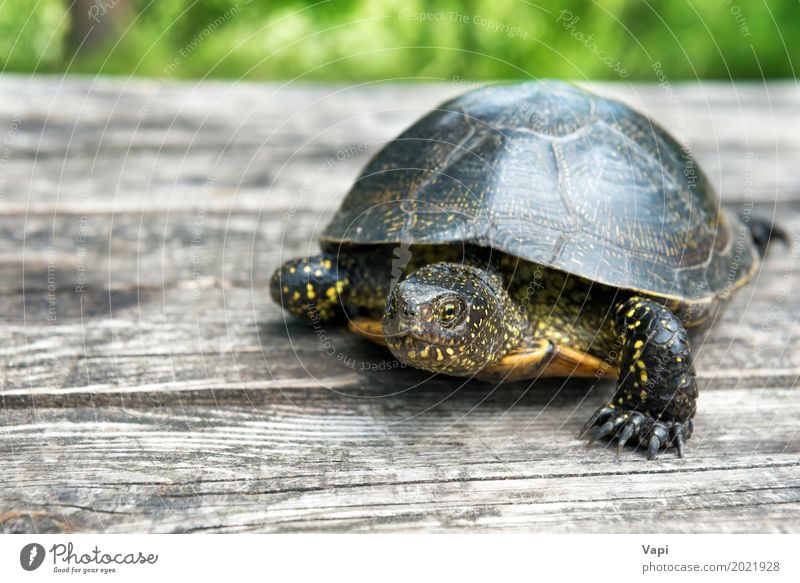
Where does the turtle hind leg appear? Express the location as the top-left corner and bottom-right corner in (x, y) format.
(581, 297), (698, 460)
(270, 254), (350, 321)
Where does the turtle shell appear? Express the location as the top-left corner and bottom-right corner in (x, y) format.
(321, 81), (758, 302)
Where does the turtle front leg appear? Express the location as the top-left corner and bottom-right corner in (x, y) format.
(581, 297), (698, 459)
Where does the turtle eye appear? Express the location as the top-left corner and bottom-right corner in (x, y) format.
(436, 298), (464, 327)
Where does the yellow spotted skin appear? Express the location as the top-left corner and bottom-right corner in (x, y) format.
(270, 81), (787, 457)
(383, 261), (527, 377)
(268, 82), (789, 460)
(611, 297), (697, 421)
(270, 254), (350, 321)
(581, 296), (698, 460)
(272, 246), (704, 460)
(270, 245), (468, 321)
(498, 254), (621, 360)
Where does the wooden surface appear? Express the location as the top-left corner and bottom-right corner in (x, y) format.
(0, 77), (799, 533)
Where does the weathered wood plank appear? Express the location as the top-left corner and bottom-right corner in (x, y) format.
(0, 200), (796, 291)
(1, 385), (798, 533)
(1, 78), (799, 212)
(1, 78), (799, 534)
(0, 279), (798, 399)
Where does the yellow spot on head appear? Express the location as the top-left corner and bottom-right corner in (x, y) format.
(292, 291), (301, 301)
(407, 350), (416, 359)
(436, 349), (444, 361)
(446, 347), (455, 356)
(303, 266), (311, 273)
(634, 340), (643, 349)
(626, 308), (636, 318)
(676, 357), (682, 363)
(640, 371), (648, 382)
(289, 267), (296, 274)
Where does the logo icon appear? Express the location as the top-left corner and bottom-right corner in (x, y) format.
(20, 543), (46, 571)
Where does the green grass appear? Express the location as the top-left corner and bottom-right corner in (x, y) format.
(3, 0), (798, 80)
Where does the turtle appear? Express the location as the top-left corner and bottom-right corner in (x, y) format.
(270, 81), (784, 459)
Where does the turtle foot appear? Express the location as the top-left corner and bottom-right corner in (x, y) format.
(580, 405), (693, 460)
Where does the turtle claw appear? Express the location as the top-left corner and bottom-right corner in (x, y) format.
(592, 420), (615, 441)
(675, 431), (686, 458)
(615, 422), (636, 457)
(646, 435), (661, 460)
(581, 404), (693, 460)
(670, 419), (692, 458)
(579, 405), (615, 438)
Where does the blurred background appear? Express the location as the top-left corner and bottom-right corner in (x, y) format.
(2, 0), (798, 81)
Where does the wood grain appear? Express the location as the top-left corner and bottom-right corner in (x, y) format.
(0, 78), (798, 533)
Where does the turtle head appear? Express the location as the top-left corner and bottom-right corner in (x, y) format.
(383, 262), (526, 377)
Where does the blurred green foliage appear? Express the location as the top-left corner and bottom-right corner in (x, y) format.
(1, 0), (69, 71)
(3, 0), (799, 80)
